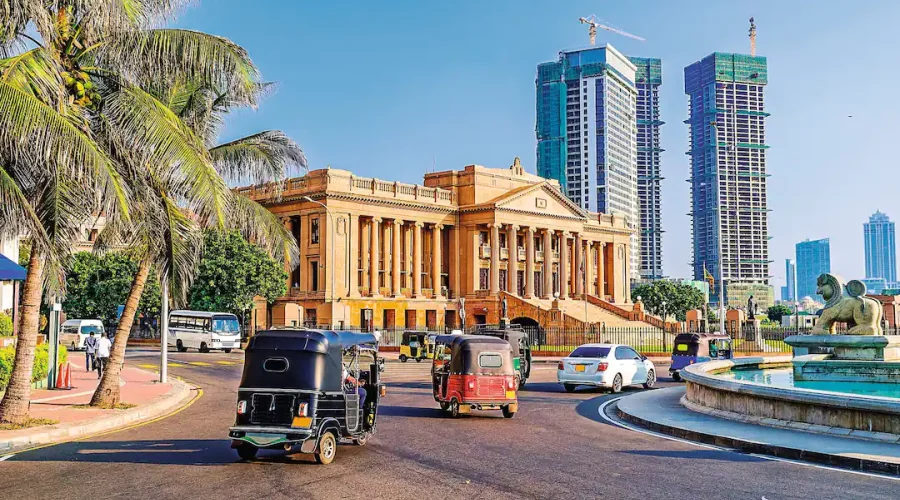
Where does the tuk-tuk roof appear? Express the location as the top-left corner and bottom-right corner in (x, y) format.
(674, 332), (731, 343)
(249, 328), (378, 353)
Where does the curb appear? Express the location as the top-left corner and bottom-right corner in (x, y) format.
(0, 372), (195, 454)
(613, 399), (900, 477)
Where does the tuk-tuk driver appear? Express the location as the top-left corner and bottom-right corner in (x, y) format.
(343, 351), (366, 409)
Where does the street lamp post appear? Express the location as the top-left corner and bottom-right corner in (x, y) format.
(795, 301), (801, 334)
(303, 196), (336, 328)
(160, 277), (168, 383)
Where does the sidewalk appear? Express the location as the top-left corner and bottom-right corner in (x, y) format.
(0, 352), (193, 453)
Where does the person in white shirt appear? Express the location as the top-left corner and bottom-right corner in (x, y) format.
(96, 332), (112, 379)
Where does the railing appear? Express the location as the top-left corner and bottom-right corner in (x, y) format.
(480, 245), (491, 259)
(536, 250), (544, 260)
(500, 247), (509, 259)
(517, 248), (526, 261)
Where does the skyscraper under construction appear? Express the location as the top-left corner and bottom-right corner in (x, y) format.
(684, 52), (771, 304)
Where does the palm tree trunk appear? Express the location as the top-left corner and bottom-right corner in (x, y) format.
(0, 247), (45, 424)
(90, 258), (151, 407)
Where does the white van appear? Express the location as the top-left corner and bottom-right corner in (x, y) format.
(167, 310), (241, 353)
(59, 319), (105, 351)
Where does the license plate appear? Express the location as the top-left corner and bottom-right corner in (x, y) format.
(575, 365), (585, 372)
(506, 390), (516, 399)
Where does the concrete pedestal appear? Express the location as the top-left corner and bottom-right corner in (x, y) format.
(785, 335), (900, 361)
(786, 335), (900, 383)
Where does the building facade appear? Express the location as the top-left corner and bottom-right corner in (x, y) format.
(796, 238), (831, 300)
(536, 45), (640, 279)
(630, 57), (664, 280)
(781, 258), (796, 302)
(240, 160), (635, 331)
(864, 210), (896, 284)
(726, 282), (774, 312)
(685, 52), (770, 305)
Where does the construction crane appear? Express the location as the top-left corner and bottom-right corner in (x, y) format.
(749, 17), (757, 56)
(578, 15), (645, 45)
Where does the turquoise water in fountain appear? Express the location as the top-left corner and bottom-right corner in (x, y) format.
(719, 368), (900, 399)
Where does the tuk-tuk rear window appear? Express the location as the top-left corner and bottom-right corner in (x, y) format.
(569, 346), (610, 358)
(478, 353), (503, 368)
(674, 343), (699, 356)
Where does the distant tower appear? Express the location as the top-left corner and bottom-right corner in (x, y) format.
(864, 210), (897, 283)
(796, 239), (831, 300)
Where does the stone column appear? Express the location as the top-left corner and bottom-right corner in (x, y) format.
(506, 224), (518, 295)
(470, 227), (481, 293)
(282, 217), (294, 291)
(542, 228), (553, 299)
(558, 231), (569, 300)
(432, 224), (443, 299)
(413, 222), (423, 297)
(391, 219), (402, 297)
(348, 214), (360, 297)
(525, 227), (535, 298)
(360, 218), (369, 293)
(490, 223), (501, 295)
(369, 217), (381, 297)
(449, 225), (459, 298)
(598, 242), (607, 297)
(585, 240), (594, 298)
(574, 232), (583, 298)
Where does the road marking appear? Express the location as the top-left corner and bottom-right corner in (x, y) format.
(214, 361), (240, 365)
(1, 388), (204, 460)
(138, 363), (185, 370)
(597, 398), (900, 482)
(186, 362), (213, 367)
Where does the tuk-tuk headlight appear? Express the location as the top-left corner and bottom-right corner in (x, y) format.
(236, 400), (247, 415)
(297, 402), (308, 417)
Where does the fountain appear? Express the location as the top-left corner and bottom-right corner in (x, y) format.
(680, 274), (900, 437)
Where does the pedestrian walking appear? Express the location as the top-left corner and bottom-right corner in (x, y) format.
(96, 332), (112, 379)
(84, 331), (99, 372)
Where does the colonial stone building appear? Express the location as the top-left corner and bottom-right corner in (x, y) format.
(241, 159), (647, 331)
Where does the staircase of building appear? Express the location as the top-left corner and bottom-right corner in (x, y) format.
(502, 292), (663, 330)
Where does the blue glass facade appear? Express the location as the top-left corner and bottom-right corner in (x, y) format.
(796, 239), (830, 300)
(864, 211), (896, 284)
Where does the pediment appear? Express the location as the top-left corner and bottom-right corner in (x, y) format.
(495, 183), (588, 219)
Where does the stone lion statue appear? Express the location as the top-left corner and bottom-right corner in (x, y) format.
(810, 274), (883, 335)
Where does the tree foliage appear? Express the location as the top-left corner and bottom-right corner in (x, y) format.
(631, 281), (705, 321)
(767, 304), (793, 324)
(188, 231), (287, 318)
(63, 252), (160, 326)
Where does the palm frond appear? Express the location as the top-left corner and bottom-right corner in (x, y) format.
(159, 193), (202, 304)
(96, 29), (260, 105)
(227, 193), (299, 267)
(102, 84), (228, 226)
(210, 130), (307, 186)
(0, 48), (68, 112)
(0, 163), (49, 249)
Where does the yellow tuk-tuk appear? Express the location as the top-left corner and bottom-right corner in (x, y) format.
(399, 331), (428, 362)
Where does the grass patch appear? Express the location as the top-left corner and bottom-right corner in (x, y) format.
(72, 402), (137, 410)
(0, 417), (58, 430)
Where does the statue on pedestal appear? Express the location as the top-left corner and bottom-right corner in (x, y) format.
(747, 295), (758, 318)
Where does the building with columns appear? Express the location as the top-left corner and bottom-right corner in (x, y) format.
(239, 159), (639, 331)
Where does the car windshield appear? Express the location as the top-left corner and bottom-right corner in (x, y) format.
(81, 325), (103, 335)
(212, 316), (240, 334)
(569, 346), (610, 358)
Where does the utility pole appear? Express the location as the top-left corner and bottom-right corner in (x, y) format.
(160, 277), (168, 383)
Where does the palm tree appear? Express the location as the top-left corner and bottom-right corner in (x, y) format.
(0, 1), (273, 422)
(89, 80), (305, 408)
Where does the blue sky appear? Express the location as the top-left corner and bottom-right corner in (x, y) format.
(178, 0), (900, 291)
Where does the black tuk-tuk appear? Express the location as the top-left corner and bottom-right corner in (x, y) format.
(669, 332), (733, 382)
(472, 325), (532, 387)
(229, 328), (385, 464)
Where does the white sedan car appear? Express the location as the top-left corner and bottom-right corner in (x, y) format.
(557, 344), (656, 393)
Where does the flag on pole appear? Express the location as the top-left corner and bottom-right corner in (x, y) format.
(703, 262), (715, 289)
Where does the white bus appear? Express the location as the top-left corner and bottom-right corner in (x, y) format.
(167, 310), (241, 353)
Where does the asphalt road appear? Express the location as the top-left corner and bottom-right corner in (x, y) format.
(1, 349), (898, 500)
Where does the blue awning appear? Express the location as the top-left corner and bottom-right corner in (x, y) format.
(0, 253), (26, 281)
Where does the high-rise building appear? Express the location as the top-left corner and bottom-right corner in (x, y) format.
(685, 53), (770, 304)
(796, 238), (831, 300)
(630, 57), (664, 280)
(536, 45), (640, 279)
(864, 210), (896, 284)
(782, 259), (796, 302)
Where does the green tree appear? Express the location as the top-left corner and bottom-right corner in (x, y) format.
(631, 281), (706, 321)
(188, 231), (287, 321)
(767, 304), (793, 324)
(64, 252), (160, 326)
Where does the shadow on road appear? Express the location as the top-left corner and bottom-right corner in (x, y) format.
(621, 449), (766, 463)
(377, 405), (446, 418)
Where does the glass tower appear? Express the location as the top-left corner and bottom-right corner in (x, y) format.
(864, 210), (896, 284)
(796, 238), (831, 300)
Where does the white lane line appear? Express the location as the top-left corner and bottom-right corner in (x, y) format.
(597, 398), (900, 482)
(0, 454), (13, 462)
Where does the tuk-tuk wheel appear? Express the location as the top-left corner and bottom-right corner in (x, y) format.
(450, 399), (461, 418)
(439, 402), (450, 412)
(416, 358), (422, 363)
(314, 431), (337, 465)
(518, 376), (526, 388)
(502, 405), (516, 419)
(352, 434), (369, 446)
(235, 443), (258, 461)
(671, 371), (682, 382)
(399, 354), (408, 363)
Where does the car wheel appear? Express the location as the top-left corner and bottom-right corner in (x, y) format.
(502, 405), (516, 419)
(563, 384), (576, 393)
(611, 374), (623, 394)
(235, 443), (257, 461)
(199, 342), (209, 353)
(399, 354), (408, 363)
(450, 399), (461, 418)
(314, 431), (337, 465)
(671, 371), (682, 382)
(176, 340), (187, 353)
(643, 369), (656, 389)
(224, 348), (233, 354)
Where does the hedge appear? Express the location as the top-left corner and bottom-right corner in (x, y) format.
(0, 312), (11, 336)
(0, 343), (68, 389)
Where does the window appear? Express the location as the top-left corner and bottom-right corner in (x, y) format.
(310, 261), (319, 291)
(478, 352), (503, 368)
(212, 315), (240, 333)
(570, 346), (610, 358)
(479, 268), (489, 290)
(615, 346), (641, 360)
(311, 218), (320, 244)
(81, 325), (103, 336)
